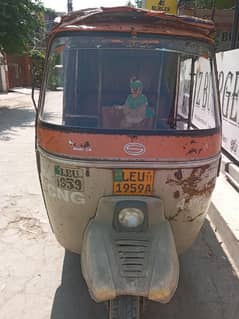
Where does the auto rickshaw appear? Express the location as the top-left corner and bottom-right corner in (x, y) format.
(35, 6), (221, 319)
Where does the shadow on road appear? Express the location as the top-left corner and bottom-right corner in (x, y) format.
(0, 106), (35, 140)
(145, 220), (239, 319)
(50, 251), (107, 319)
(50, 220), (239, 319)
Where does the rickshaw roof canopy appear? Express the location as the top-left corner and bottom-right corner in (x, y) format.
(51, 6), (215, 43)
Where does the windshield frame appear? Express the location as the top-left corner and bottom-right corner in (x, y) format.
(39, 31), (220, 136)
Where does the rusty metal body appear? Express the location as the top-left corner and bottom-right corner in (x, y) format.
(36, 7), (221, 305)
(38, 144), (219, 255)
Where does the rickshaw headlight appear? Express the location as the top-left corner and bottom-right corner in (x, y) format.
(118, 208), (144, 228)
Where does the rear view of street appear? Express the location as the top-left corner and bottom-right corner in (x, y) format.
(0, 92), (239, 319)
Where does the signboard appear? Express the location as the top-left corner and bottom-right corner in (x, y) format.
(177, 57), (215, 130)
(177, 51), (239, 162)
(144, 0), (177, 14)
(217, 49), (239, 162)
(191, 58), (216, 130)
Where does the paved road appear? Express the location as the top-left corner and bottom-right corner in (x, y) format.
(0, 93), (239, 319)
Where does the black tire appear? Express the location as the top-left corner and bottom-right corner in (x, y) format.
(109, 296), (140, 319)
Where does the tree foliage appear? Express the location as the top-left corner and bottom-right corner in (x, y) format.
(0, 0), (45, 54)
(215, 0), (235, 9)
(178, 0), (235, 9)
(29, 48), (45, 87)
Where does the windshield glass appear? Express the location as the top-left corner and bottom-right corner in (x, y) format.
(40, 34), (219, 132)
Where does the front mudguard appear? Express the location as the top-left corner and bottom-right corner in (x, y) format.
(81, 196), (179, 303)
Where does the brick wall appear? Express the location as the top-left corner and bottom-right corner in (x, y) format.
(7, 55), (32, 88)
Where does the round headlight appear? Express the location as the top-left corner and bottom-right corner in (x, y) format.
(118, 208), (144, 228)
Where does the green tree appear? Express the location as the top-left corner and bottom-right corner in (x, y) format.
(0, 0), (45, 54)
(215, 0), (234, 9)
(29, 48), (45, 87)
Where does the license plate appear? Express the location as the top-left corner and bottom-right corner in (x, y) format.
(113, 169), (154, 195)
(54, 165), (84, 192)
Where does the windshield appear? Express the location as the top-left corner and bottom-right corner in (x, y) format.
(40, 34), (219, 132)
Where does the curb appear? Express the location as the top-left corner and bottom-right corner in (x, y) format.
(9, 88), (33, 95)
(208, 203), (239, 274)
(221, 152), (239, 191)
(208, 173), (239, 274)
(225, 163), (239, 192)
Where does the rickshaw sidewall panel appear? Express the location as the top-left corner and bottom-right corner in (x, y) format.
(38, 151), (219, 254)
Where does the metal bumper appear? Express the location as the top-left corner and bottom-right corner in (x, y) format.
(81, 197), (179, 303)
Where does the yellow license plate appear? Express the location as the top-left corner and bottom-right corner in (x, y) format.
(113, 169), (154, 195)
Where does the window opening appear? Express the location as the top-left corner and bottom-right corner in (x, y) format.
(40, 35), (219, 133)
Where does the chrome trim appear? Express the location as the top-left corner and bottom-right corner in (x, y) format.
(38, 147), (221, 169)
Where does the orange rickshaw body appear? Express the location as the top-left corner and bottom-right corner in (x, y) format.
(36, 7), (221, 304)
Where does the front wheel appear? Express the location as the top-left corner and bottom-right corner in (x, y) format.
(109, 296), (140, 319)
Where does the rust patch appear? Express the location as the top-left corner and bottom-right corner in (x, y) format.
(174, 190), (180, 199)
(168, 208), (183, 221)
(94, 288), (116, 302)
(187, 148), (198, 155)
(130, 135), (138, 141)
(174, 169), (182, 180)
(167, 165), (216, 204)
(148, 289), (173, 303)
(185, 212), (205, 222)
(183, 140), (208, 157)
(51, 7), (215, 45)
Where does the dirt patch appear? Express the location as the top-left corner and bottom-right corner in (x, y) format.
(0, 216), (47, 240)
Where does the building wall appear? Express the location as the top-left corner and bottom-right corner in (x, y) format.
(7, 55), (32, 88)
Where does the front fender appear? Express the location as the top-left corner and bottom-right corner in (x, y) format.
(81, 196), (179, 303)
